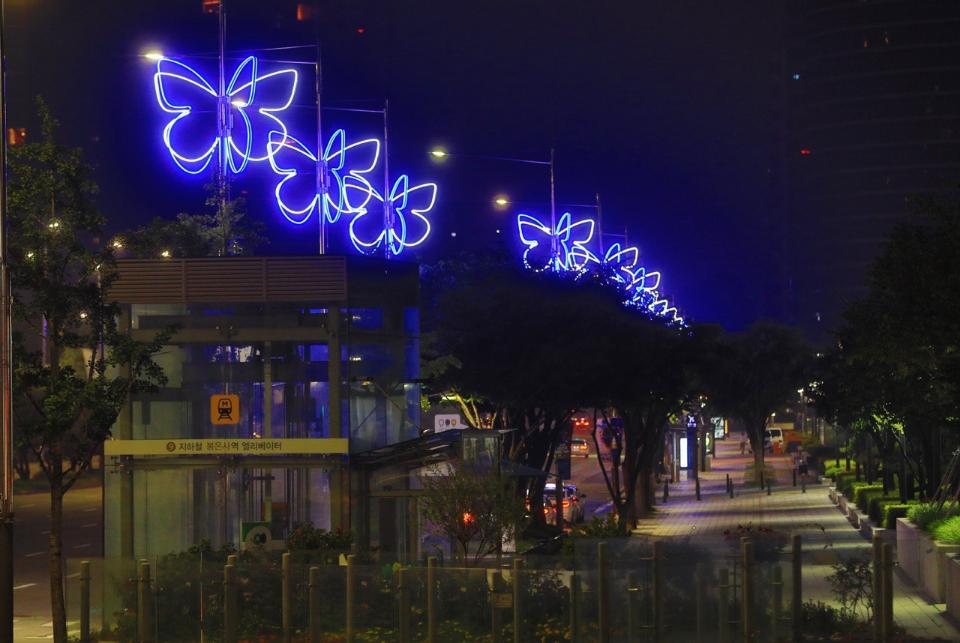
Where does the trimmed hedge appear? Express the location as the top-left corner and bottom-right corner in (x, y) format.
(835, 472), (859, 497)
(882, 503), (916, 529)
(852, 484), (884, 510)
(824, 461), (855, 479)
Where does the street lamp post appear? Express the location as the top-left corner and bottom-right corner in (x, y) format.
(430, 147), (557, 261)
(0, 0), (13, 638)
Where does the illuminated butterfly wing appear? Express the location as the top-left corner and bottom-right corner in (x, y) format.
(555, 212), (598, 270)
(516, 213), (555, 271)
(267, 131), (319, 225)
(227, 58), (298, 173)
(323, 129), (381, 223)
(387, 176), (437, 255)
(604, 243), (639, 278)
(153, 58), (219, 174)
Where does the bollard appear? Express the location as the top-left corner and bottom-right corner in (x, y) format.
(223, 563), (237, 643)
(346, 554), (356, 643)
(138, 560), (153, 643)
(653, 540), (664, 639)
(427, 557), (437, 643)
(398, 567), (410, 643)
(792, 468), (797, 487)
(308, 566), (321, 643)
(801, 476), (806, 493)
(772, 565), (783, 639)
(873, 534), (883, 643)
(695, 563), (705, 643)
(663, 481), (669, 503)
(718, 568), (730, 643)
(881, 544), (893, 643)
(792, 535), (802, 643)
(569, 572), (580, 643)
(696, 477), (702, 501)
(513, 558), (523, 643)
(742, 539), (755, 641)
(227, 553), (238, 567)
(598, 542), (609, 643)
(80, 560), (91, 643)
(283, 553), (292, 643)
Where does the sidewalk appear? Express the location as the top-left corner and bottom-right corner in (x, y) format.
(632, 437), (960, 641)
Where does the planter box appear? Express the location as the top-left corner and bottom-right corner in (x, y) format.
(838, 494), (848, 514)
(922, 539), (960, 603)
(897, 518), (922, 586)
(946, 555), (960, 621)
(829, 487), (838, 504)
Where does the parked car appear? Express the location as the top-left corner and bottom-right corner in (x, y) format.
(543, 482), (586, 524)
(570, 438), (590, 457)
(765, 428), (803, 453)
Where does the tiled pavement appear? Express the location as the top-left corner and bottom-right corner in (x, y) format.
(630, 437), (960, 641)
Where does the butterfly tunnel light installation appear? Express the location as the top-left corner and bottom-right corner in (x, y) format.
(151, 54), (438, 257)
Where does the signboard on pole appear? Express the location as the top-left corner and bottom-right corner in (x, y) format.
(556, 442), (571, 480)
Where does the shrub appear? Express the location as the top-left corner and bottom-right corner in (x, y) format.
(933, 516), (960, 545)
(824, 459), (854, 479)
(851, 484), (884, 511)
(835, 472), (859, 497)
(868, 497), (902, 525)
(907, 503), (958, 532)
(882, 503), (914, 529)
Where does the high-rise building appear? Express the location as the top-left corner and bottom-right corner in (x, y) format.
(785, 0), (960, 336)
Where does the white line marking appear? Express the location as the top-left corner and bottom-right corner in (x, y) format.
(24, 551), (44, 558)
(40, 531), (49, 535)
(72, 543), (91, 549)
(66, 572), (80, 579)
(81, 508), (97, 513)
(81, 523), (97, 528)
(20, 503), (36, 508)
(13, 583), (37, 590)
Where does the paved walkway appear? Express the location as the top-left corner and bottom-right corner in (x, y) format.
(632, 437), (960, 641)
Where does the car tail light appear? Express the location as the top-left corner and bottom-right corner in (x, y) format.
(562, 500), (570, 508)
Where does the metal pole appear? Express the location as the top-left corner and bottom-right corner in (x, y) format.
(309, 566), (321, 643)
(872, 533), (882, 642)
(216, 0), (228, 250)
(346, 554), (355, 643)
(0, 0), (13, 635)
(549, 147), (557, 262)
(792, 534), (802, 643)
(281, 552), (290, 643)
(569, 572), (580, 643)
(653, 540), (664, 640)
(881, 544), (893, 643)
(138, 560), (153, 643)
(598, 542), (609, 643)
(80, 560), (91, 643)
(223, 563), (237, 643)
(382, 100), (391, 259)
(427, 556), (437, 643)
(718, 568), (729, 643)
(772, 565), (783, 639)
(512, 558), (523, 643)
(741, 539), (754, 641)
(595, 192), (603, 254)
(315, 48), (326, 255)
(398, 567), (410, 643)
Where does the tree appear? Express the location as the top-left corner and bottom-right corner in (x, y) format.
(705, 321), (811, 487)
(420, 464), (525, 565)
(123, 184), (266, 258)
(422, 257), (623, 529)
(816, 189), (960, 498)
(594, 318), (702, 527)
(8, 99), (172, 642)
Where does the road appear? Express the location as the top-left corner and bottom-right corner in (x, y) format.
(13, 483), (103, 640)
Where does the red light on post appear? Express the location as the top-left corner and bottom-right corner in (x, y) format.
(799, 148), (812, 156)
(202, 0), (220, 14)
(296, 3), (316, 21)
(356, 26), (365, 34)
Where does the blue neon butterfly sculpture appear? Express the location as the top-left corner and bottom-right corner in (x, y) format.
(516, 212), (598, 272)
(348, 175), (438, 256)
(266, 129), (381, 226)
(153, 56), (298, 175)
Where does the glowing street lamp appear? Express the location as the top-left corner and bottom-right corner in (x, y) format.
(429, 147), (557, 258)
(493, 195), (510, 209)
(143, 49), (164, 61)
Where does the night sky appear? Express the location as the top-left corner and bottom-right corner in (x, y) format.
(6, 0), (785, 329)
